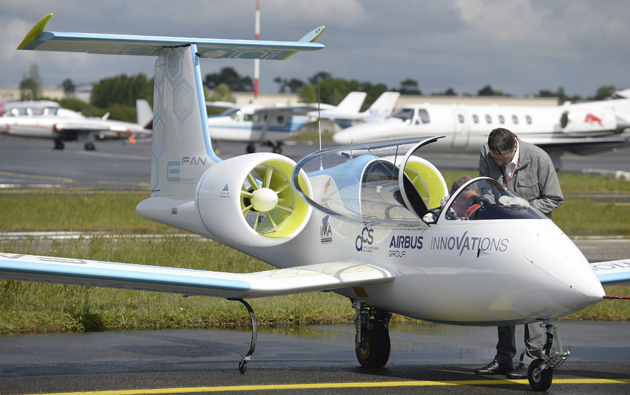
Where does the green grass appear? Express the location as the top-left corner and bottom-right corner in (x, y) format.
(0, 192), (171, 232)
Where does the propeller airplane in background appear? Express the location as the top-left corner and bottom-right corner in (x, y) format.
(2, 14), (630, 392)
(0, 98), (153, 150)
(206, 90), (399, 154)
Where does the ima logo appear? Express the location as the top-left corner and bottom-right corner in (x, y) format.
(220, 183), (230, 198)
(584, 113), (603, 127)
(320, 215), (332, 244)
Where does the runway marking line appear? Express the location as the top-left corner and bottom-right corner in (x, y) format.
(0, 170), (74, 183)
(24, 378), (630, 394)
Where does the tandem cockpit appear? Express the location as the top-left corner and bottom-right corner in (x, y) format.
(292, 137), (547, 228)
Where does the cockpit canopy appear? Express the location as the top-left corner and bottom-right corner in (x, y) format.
(292, 137), (448, 229)
(444, 178), (547, 221)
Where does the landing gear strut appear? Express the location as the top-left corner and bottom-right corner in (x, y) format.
(230, 298), (257, 374)
(527, 320), (570, 392)
(353, 300), (391, 368)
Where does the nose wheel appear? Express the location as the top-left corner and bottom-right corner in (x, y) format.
(527, 320), (570, 392)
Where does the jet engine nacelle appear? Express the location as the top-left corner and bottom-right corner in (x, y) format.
(560, 108), (616, 132)
(196, 153), (312, 247)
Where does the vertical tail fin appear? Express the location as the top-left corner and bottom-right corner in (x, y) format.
(151, 45), (220, 199)
(334, 92), (367, 114)
(364, 92), (400, 118)
(136, 99), (153, 129)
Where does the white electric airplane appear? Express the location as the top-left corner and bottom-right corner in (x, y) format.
(0, 99), (153, 150)
(207, 90), (398, 154)
(2, 14), (630, 392)
(332, 99), (630, 169)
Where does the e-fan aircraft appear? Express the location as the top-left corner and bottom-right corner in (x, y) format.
(207, 90), (398, 154)
(0, 99), (153, 150)
(2, 14), (630, 392)
(332, 99), (630, 169)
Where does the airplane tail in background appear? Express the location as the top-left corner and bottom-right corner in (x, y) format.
(136, 99), (153, 129)
(364, 92), (400, 119)
(334, 91), (367, 114)
(19, 14), (324, 200)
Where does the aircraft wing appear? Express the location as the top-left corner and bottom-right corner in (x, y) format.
(18, 14), (324, 60)
(590, 259), (630, 285)
(526, 133), (630, 155)
(0, 253), (395, 299)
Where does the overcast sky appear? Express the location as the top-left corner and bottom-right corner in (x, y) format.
(1, 0), (629, 98)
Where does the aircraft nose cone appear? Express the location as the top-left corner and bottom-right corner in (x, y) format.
(523, 230), (604, 311)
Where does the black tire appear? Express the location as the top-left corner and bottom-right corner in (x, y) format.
(84, 142), (95, 151)
(272, 146), (282, 154)
(355, 321), (390, 368)
(246, 144), (256, 154)
(238, 359), (247, 374)
(528, 358), (553, 392)
(54, 140), (64, 150)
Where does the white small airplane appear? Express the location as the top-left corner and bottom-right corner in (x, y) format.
(2, 14), (630, 392)
(332, 99), (630, 169)
(0, 99), (153, 150)
(207, 91), (398, 154)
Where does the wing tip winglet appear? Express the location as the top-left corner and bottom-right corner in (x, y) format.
(17, 13), (53, 50)
(281, 26), (326, 60)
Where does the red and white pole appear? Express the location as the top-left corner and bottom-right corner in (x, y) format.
(254, 0), (260, 103)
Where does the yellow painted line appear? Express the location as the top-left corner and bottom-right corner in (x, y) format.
(0, 170), (75, 183)
(22, 378), (630, 395)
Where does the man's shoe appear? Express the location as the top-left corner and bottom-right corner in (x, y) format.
(474, 360), (514, 375)
(506, 363), (529, 379)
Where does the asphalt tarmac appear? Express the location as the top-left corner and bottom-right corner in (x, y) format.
(0, 322), (629, 394)
(1, 134), (630, 189)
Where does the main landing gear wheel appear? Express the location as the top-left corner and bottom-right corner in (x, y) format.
(54, 139), (64, 150)
(84, 142), (95, 151)
(272, 145), (282, 154)
(356, 321), (390, 368)
(528, 359), (552, 392)
(240, 161), (297, 238)
(354, 301), (391, 368)
(246, 144), (256, 153)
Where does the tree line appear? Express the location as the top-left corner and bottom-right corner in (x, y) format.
(17, 62), (624, 123)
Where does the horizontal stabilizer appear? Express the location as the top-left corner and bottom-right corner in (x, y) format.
(0, 253), (394, 299)
(590, 259), (630, 285)
(18, 14), (324, 60)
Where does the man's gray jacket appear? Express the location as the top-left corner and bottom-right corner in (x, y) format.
(479, 139), (564, 217)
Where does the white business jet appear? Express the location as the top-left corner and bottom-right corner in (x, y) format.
(207, 90), (398, 154)
(2, 14), (630, 392)
(332, 98), (630, 169)
(0, 99), (153, 150)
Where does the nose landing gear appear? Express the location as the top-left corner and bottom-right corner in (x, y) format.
(527, 320), (570, 391)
